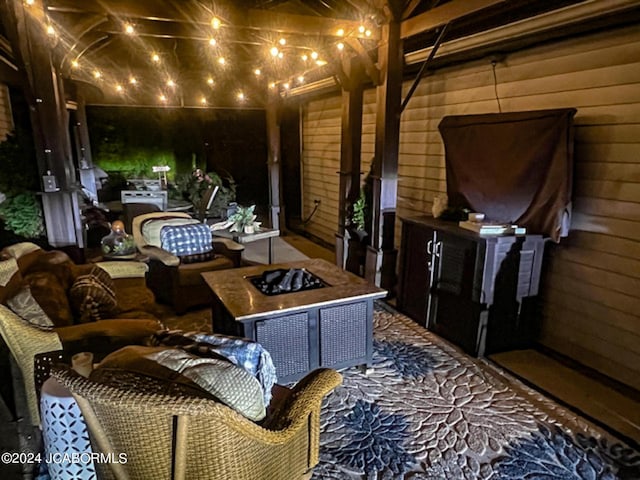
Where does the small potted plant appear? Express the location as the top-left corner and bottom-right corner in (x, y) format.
(228, 204), (261, 234)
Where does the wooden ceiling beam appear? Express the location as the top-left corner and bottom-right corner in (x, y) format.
(401, 0), (508, 39)
(47, 0), (379, 40)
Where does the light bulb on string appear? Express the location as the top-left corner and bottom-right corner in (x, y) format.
(337, 28), (344, 36)
(152, 53), (160, 63)
(209, 38), (217, 46)
(270, 46), (279, 57)
(211, 17), (221, 29)
(166, 79), (176, 88)
(237, 92), (245, 101)
(207, 77), (214, 86)
(71, 59), (79, 69)
(115, 84), (123, 93)
(124, 23), (135, 35)
(46, 25), (55, 36)
(279, 38), (286, 46)
(129, 76), (137, 85)
(310, 51), (318, 60)
(218, 57), (225, 65)
(254, 68), (261, 76)
(200, 97), (207, 105)
(337, 42), (344, 51)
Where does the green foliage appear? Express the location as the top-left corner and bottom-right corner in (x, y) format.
(228, 205), (260, 233)
(0, 192), (45, 238)
(0, 129), (39, 194)
(351, 190), (367, 232)
(173, 169), (236, 217)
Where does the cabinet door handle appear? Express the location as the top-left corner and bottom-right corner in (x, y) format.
(434, 241), (442, 258)
(427, 240), (433, 255)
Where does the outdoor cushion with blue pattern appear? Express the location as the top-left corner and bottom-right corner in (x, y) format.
(160, 223), (213, 263)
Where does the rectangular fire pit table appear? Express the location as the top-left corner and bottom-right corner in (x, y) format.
(202, 259), (387, 383)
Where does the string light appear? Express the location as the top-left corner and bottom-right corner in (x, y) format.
(278, 38), (286, 46)
(310, 51), (318, 60)
(208, 38), (217, 46)
(365, 29), (372, 37)
(25, 0), (35, 5)
(71, 59), (79, 69)
(211, 17), (221, 29)
(316, 60), (327, 66)
(115, 84), (123, 92)
(159, 94), (167, 102)
(277, 52), (283, 59)
(337, 42), (344, 51)
(254, 68), (261, 76)
(283, 82), (290, 90)
(129, 76), (137, 85)
(206, 77), (214, 86)
(301, 54), (308, 61)
(200, 97), (207, 105)
(93, 70), (101, 79)
(237, 92), (245, 101)
(46, 25), (55, 36)
(270, 47), (279, 57)
(297, 75), (304, 83)
(166, 79), (176, 88)
(358, 25), (365, 33)
(336, 28), (344, 36)
(218, 57), (225, 65)
(151, 53), (160, 62)
(124, 24), (135, 35)
(268, 82), (276, 89)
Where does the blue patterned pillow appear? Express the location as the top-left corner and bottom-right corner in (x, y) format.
(160, 223), (213, 259)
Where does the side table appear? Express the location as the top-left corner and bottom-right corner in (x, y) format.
(40, 377), (96, 479)
(212, 227), (280, 264)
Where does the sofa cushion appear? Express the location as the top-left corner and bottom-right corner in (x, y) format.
(93, 345), (266, 421)
(69, 266), (118, 323)
(0, 258), (23, 304)
(6, 285), (55, 331)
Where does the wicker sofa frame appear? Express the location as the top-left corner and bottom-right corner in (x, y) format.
(54, 367), (342, 480)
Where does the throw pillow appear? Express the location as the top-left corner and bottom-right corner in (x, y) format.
(141, 217), (200, 248)
(160, 223), (213, 258)
(69, 266), (118, 323)
(6, 285), (55, 331)
(0, 258), (23, 304)
(94, 345), (267, 421)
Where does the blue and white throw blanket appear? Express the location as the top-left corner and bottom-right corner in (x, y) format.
(160, 223), (212, 257)
(150, 330), (277, 405)
(190, 333), (277, 405)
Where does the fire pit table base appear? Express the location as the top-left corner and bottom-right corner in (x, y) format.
(203, 259), (387, 383)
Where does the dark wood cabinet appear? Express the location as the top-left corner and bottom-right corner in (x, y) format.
(397, 216), (546, 356)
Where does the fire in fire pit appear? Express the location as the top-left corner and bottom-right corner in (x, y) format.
(249, 268), (326, 296)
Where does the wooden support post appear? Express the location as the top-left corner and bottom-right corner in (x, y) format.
(266, 89), (282, 230)
(366, 17), (403, 290)
(1, 0), (82, 247)
(335, 58), (365, 269)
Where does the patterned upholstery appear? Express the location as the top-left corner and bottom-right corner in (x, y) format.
(69, 266), (118, 322)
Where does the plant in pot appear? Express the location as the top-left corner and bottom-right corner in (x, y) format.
(0, 128), (46, 247)
(228, 205), (261, 234)
(345, 189), (369, 276)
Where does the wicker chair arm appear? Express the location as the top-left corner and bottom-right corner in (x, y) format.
(54, 367), (342, 445)
(279, 368), (343, 423)
(138, 245), (180, 266)
(95, 261), (148, 279)
(0, 305), (63, 425)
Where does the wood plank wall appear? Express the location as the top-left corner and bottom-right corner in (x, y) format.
(300, 23), (640, 390)
(0, 84), (13, 140)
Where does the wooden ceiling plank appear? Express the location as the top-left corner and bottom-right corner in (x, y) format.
(47, 0), (206, 23)
(401, 0), (508, 39)
(246, 9), (380, 40)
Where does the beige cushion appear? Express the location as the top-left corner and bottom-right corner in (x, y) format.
(6, 285), (55, 331)
(141, 218), (200, 248)
(95, 345), (266, 421)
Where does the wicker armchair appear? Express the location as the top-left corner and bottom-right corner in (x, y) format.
(0, 243), (162, 426)
(54, 367), (342, 480)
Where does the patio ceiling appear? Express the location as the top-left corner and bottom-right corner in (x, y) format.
(14, 0), (594, 108)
